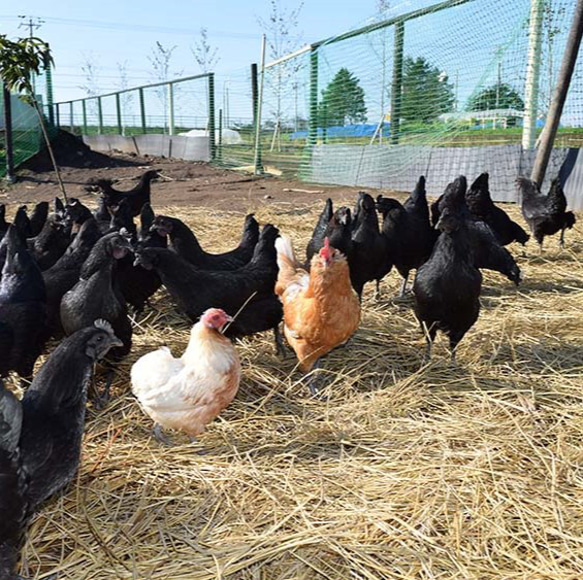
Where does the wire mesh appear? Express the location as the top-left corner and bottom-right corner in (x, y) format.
(46, 0), (583, 193)
(0, 67), (55, 178)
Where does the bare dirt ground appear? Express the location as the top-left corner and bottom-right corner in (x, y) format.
(1, 141), (381, 213)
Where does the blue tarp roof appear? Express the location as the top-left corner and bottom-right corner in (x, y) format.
(290, 123), (390, 140)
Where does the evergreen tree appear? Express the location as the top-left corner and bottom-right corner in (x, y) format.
(467, 83), (524, 111)
(400, 57), (454, 123)
(318, 68), (367, 127)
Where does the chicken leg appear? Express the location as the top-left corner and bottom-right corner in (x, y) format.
(306, 359), (322, 397)
(399, 274), (409, 298)
(153, 423), (174, 446)
(273, 326), (287, 358)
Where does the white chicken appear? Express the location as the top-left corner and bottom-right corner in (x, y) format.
(131, 308), (241, 444)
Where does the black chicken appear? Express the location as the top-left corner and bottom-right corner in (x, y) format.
(0, 205), (8, 241)
(27, 211), (70, 271)
(0, 229), (47, 382)
(466, 173), (529, 246)
(151, 213), (260, 270)
(516, 177), (577, 251)
(64, 198), (95, 233)
(28, 202), (49, 238)
(13, 207), (32, 241)
(376, 192), (435, 296)
(0, 380), (27, 580)
(350, 192), (390, 298)
(117, 203), (166, 313)
(43, 218), (102, 337)
(20, 321), (122, 509)
(134, 224), (283, 349)
(433, 177), (521, 285)
(93, 169), (159, 217)
(306, 198), (333, 263)
(413, 202), (482, 362)
(108, 198), (137, 237)
(60, 232), (133, 400)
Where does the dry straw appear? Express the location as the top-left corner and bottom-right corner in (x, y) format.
(5, 197), (583, 579)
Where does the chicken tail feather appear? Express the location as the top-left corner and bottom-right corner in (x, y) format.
(275, 235), (304, 296)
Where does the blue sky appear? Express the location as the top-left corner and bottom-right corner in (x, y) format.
(1, 0), (389, 103)
(2, 0), (579, 128)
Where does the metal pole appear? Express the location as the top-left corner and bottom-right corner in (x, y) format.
(97, 97), (103, 135)
(82, 100), (87, 134)
(208, 73), (216, 160)
(532, 0), (583, 185)
(522, 0), (544, 149)
(69, 101), (74, 133)
(56, 102), (60, 128)
(139, 88), (146, 134)
(308, 47), (318, 147)
(253, 35), (266, 175)
(3, 85), (15, 183)
(218, 108), (223, 162)
(115, 93), (122, 135)
(251, 63), (261, 171)
(168, 83), (175, 136)
(390, 21), (405, 144)
(45, 55), (54, 125)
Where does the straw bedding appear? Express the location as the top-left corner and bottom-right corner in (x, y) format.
(6, 199), (583, 579)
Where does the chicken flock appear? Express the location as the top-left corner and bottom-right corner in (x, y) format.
(0, 168), (577, 578)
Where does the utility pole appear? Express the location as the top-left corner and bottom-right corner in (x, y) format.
(18, 15), (45, 38)
(18, 16), (45, 94)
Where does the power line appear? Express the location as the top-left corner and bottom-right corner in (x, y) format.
(4, 15), (265, 40)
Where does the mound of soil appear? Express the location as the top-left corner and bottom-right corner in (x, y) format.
(20, 129), (140, 173)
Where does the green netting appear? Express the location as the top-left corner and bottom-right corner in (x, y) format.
(50, 0), (582, 192)
(0, 66), (55, 178)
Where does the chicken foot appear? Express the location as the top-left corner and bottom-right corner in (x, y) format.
(305, 359), (323, 397)
(273, 326), (287, 358)
(399, 274), (410, 298)
(152, 423), (174, 446)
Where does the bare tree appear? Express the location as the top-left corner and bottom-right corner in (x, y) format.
(256, 0), (304, 147)
(191, 27), (219, 74)
(79, 52), (101, 121)
(148, 41), (181, 131)
(116, 61), (134, 133)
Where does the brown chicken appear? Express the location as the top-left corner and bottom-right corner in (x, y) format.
(275, 236), (360, 395)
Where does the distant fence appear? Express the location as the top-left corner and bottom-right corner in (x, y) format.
(48, 0), (583, 206)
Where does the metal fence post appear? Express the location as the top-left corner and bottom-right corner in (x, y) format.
(56, 103), (60, 128)
(168, 83), (175, 136)
(390, 21), (405, 144)
(115, 93), (122, 135)
(308, 47), (318, 147)
(45, 57), (54, 125)
(3, 84), (15, 182)
(208, 73), (216, 160)
(97, 97), (103, 134)
(139, 88), (147, 134)
(522, 0), (544, 150)
(69, 101), (74, 133)
(251, 63), (262, 171)
(82, 100), (87, 134)
(218, 108), (223, 162)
